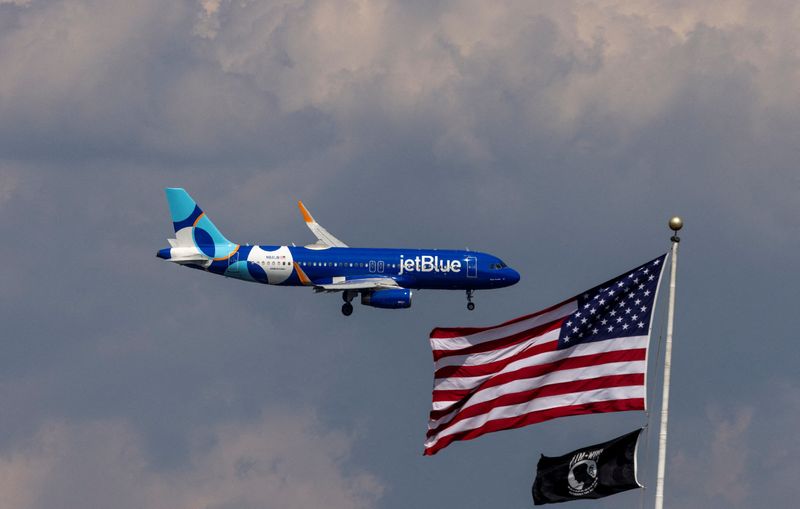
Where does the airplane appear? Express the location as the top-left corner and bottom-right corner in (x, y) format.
(156, 188), (520, 315)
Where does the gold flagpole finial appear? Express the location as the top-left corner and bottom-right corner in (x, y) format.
(668, 216), (683, 242)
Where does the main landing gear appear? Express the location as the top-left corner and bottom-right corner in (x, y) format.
(466, 289), (475, 311)
(341, 290), (356, 316)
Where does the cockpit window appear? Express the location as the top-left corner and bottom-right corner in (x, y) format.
(489, 262), (508, 270)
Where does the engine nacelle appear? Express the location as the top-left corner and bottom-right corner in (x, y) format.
(361, 289), (412, 309)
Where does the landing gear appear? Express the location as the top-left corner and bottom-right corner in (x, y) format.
(466, 289), (475, 311)
(342, 290), (356, 316)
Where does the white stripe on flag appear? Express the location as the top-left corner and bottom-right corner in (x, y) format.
(433, 335), (648, 392)
(433, 328), (560, 371)
(429, 301), (577, 351)
(429, 360), (646, 421)
(425, 385), (645, 449)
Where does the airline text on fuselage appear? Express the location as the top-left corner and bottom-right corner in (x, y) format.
(398, 255), (462, 275)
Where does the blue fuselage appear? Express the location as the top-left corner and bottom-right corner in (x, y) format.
(159, 245), (520, 290)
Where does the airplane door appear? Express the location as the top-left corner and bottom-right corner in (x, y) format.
(369, 260), (376, 273)
(466, 256), (477, 278)
(377, 261), (384, 273)
(228, 252), (239, 273)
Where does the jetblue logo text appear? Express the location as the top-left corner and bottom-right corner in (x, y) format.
(398, 255), (462, 275)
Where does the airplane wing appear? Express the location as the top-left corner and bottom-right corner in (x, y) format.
(313, 277), (401, 292)
(298, 201), (348, 248)
(293, 263), (399, 292)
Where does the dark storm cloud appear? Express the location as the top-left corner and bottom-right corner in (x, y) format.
(0, 1), (798, 508)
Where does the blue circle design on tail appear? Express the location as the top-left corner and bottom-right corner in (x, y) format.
(193, 228), (215, 257)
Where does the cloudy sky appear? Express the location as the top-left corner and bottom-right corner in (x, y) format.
(1, 0), (798, 507)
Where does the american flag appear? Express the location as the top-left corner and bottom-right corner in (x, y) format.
(424, 254), (667, 456)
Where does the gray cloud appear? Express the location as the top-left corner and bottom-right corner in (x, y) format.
(668, 380), (800, 509)
(0, 412), (383, 509)
(672, 407), (754, 506)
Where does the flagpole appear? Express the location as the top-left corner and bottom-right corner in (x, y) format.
(654, 216), (682, 509)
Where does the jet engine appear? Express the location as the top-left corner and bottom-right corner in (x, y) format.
(361, 289), (412, 309)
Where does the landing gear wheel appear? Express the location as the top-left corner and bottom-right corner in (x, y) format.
(342, 302), (354, 316)
(466, 289), (475, 311)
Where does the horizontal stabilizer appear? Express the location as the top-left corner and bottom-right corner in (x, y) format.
(157, 246), (209, 264)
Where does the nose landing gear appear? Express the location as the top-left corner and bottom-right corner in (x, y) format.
(466, 289), (475, 311)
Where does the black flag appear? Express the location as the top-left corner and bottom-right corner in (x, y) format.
(532, 429), (642, 505)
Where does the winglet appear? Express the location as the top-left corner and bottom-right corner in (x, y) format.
(295, 200), (348, 248)
(298, 201), (314, 223)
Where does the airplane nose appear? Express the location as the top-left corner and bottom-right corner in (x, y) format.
(506, 268), (520, 285)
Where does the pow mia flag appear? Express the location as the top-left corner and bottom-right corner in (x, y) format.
(532, 429), (642, 505)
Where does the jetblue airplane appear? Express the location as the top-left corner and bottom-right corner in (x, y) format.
(156, 188), (520, 315)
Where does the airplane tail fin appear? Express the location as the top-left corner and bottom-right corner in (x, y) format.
(163, 188), (237, 260)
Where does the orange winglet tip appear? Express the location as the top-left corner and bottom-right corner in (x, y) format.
(298, 201), (314, 223)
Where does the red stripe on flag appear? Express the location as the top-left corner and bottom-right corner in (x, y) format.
(433, 339), (559, 379)
(431, 348), (647, 402)
(431, 320), (563, 362)
(427, 373), (645, 435)
(423, 398), (644, 456)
